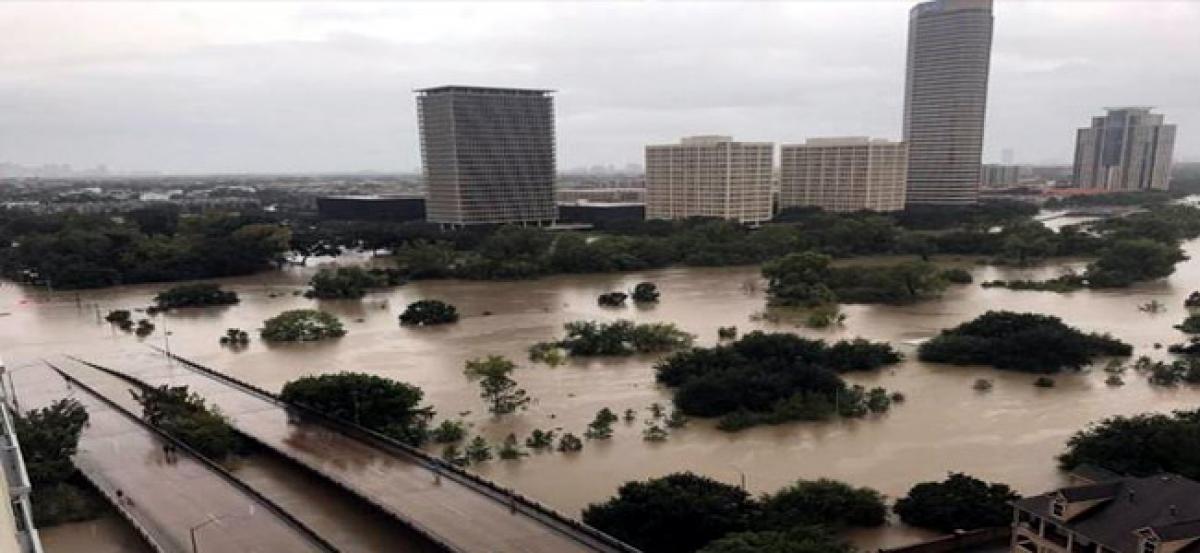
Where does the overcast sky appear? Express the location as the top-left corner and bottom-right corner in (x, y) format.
(1, 1), (1197, 173)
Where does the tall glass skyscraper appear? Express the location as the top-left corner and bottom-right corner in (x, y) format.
(902, 0), (994, 205)
(417, 86), (557, 226)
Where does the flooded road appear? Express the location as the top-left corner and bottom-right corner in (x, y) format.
(4, 239), (1200, 550)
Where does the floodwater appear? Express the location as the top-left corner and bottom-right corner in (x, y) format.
(4, 237), (1200, 551)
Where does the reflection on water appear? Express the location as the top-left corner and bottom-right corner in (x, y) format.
(5, 239), (1200, 550)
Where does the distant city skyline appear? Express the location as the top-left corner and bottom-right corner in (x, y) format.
(1, 2), (1198, 173)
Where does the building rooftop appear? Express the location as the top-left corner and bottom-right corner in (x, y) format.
(319, 194), (425, 201)
(414, 85), (554, 95)
(1015, 474), (1200, 553)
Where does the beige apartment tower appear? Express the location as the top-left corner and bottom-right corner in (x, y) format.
(903, 0), (994, 205)
(780, 138), (908, 213)
(645, 136), (774, 224)
(1073, 107), (1176, 191)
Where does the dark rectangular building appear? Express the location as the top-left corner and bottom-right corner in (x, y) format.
(316, 195), (426, 222)
(417, 85), (557, 226)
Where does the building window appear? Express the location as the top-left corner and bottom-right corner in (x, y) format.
(1052, 498), (1066, 518)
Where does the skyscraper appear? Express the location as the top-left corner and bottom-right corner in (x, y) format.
(902, 0), (994, 205)
(644, 136), (774, 224)
(780, 137), (908, 213)
(1073, 107), (1176, 191)
(416, 86), (557, 226)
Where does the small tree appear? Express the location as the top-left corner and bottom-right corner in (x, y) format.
(866, 387), (892, 413)
(131, 384), (242, 459)
(430, 420), (467, 443)
(632, 282), (660, 303)
(498, 433), (528, 460)
(643, 424), (668, 442)
(465, 436), (492, 463)
(463, 356), (531, 415)
(893, 473), (1020, 532)
(399, 299), (459, 326)
(597, 292), (628, 307)
(526, 429), (557, 449)
(585, 408), (620, 439)
(557, 433), (583, 452)
(15, 399), (89, 486)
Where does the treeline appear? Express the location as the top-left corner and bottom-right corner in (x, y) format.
(0, 207), (290, 289)
(763, 252), (953, 306)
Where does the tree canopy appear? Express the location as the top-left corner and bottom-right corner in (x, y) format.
(305, 266), (404, 299)
(917, 311), (1131, 373)
(399, 299), (459, 326)
(582, 472), (756, 553)
(280, 372), (434, 446)
(584, 472), (885, 553)
(655, 332), (901, 429)
(131, 384), (242, 459)
(0, 211), (289, 289)
(1058, 409), (1200, 480)
(893, 473), (1020, 533)
(153, 282), (239, 309)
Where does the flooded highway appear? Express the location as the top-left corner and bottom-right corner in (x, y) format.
(5, 237), (1200, 550)
(8, 361), (335, 553)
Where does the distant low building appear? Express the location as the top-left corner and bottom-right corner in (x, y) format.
(316, 195), (426, 222)
(1012, 471), (1200, 553)
(982, 164), (1024, 188)
(557, 201), (645, 227)
(556, 187), (645, 204)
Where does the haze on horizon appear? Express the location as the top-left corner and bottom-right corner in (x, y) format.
(1, 1), (1198, 174)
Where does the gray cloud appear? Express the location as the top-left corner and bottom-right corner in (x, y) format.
(0, 1), (1196, 173)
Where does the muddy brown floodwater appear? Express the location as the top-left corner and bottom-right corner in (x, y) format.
(5, 237), (1200, 551)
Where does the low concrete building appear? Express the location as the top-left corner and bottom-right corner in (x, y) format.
(1012, 471), (1200, 553)
(315, 195), (426, 222)
(557, 201), (645, 227)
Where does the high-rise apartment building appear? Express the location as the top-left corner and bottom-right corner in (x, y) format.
(416, 86), (557, 226)
(902, 0), (994, 205)
(645, 136), (773, 224)
(779, 138), (908, 213)
(1073, 107), (1176, 191)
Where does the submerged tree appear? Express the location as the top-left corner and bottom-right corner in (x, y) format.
(463, 355), (531, 416)
(399, 299), (459, 326)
